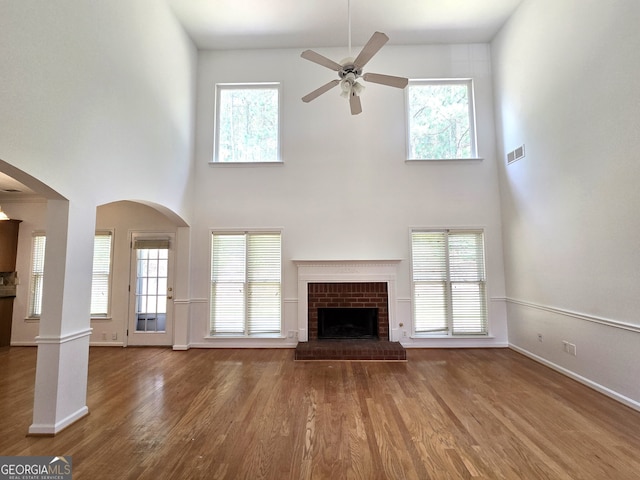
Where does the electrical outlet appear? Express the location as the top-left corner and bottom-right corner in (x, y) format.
(537, 333), (543, 342)
(112, 332), (117, 341)
(562, 341), (576, 356)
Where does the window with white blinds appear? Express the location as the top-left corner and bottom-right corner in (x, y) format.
(411, 230), (487, 336)
(28, 232), (114, 319)
(28, 233), (46, 318)
(210, 232), (282, 336)
(91, 232), (113, 317)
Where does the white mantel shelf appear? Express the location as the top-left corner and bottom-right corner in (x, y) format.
(294, 259), (402, 342)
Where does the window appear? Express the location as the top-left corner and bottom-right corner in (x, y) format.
(411, 230), (487, 335)
(91, 232), (113, 317)
(214, 83), (281, 163)
(210, 232), (282, 336)
(407, 79), (477, 160)
(28, 233), (46, 318)
(28, 232), (114, 319)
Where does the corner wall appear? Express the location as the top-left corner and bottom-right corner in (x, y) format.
(492, 0), (640, 408)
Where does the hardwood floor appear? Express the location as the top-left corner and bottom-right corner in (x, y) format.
(1, 346), (639, 479)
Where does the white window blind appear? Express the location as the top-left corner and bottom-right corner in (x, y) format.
(91, 232), (113, 317)
(28, 233), (46, 318)
(210, 232), (281, 336)
(411, 230), (487, 335)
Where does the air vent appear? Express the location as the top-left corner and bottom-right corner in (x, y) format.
(507, 144), (525, 164)
(1, 189), (21, 193)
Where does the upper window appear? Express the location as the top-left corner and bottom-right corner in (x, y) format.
(406, 79), (477, 160)
(210, 231), (282, 337)
(214, 83), (281, 163)
(411, 229), (487, 336)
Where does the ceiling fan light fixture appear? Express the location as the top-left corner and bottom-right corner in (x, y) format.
(300, 0), (408, 114)
(340, 73), (362, 98)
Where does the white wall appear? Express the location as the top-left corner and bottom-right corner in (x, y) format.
(0, 0), (196, 214)
(190, 44), (508, 347)
(492, 0), (640, 408)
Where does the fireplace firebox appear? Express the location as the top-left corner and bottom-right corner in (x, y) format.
(318, 307), (379, 339)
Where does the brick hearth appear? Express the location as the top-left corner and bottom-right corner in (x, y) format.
(294, 339), (407, 361)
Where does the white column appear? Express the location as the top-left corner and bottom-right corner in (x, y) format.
(29, 199), (95, 435)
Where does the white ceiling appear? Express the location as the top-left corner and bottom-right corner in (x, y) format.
(0, 172), (36, 200)
(167, 0), (525, 50)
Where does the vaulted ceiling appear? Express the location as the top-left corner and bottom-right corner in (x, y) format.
(167, 0), (525, 50)
(0, 0), (524, 198)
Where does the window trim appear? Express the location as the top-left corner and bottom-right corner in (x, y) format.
(209, 229), (283, 338)
(405, 78), (478, 161)
(212, 82), (283, 165)
(410, 228), (488, 337)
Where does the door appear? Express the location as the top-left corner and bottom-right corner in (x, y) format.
(127, 234), (174, 346)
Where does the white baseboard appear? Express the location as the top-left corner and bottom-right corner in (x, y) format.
(28, 406), (90, 436)
(10, 341), (37, 347)
(509, 344), (640, 413)
(89, 341), (124, 347)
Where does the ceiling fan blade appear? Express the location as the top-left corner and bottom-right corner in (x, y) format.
(302, 79), (340, 103)
(301, 50), (343, 72)
(349, 92), (362, 115)
(353, 31), (389, 70)
(362, 72), (409, 89)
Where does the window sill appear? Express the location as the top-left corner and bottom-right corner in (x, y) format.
(406, 157), (484, 163)
(205, 333), (283, 339)
(26, 317), (113, 322)
(412, 334), (493, 339)
(209, 161), (284, 167)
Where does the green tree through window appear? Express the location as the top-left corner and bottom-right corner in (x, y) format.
(216, 84), (280, 163)
(408, 80), (476, 160)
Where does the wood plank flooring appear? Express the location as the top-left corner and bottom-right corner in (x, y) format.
(1, 346), (639, 479)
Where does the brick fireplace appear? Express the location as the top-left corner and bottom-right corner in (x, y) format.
(307, 282), (389, 341)
(294, 261), (405, 360)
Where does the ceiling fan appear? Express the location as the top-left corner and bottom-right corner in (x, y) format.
(300, 1), (408, 115)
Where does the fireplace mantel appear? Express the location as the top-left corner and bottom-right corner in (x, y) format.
(294, 260), (401, 342)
